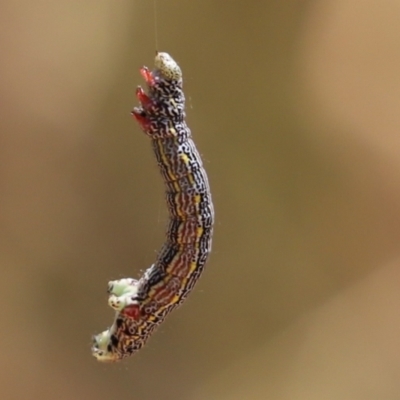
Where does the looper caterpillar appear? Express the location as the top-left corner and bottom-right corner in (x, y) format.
(91, 52), (214, 362)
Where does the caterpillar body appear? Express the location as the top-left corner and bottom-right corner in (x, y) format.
(91, 52), (214, 362)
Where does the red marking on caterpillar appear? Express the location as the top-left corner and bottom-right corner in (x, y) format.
(120, 304), (141, 320)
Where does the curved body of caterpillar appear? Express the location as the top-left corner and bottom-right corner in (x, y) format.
(91, 52), (214, 362)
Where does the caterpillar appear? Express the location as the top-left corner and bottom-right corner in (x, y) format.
(91, 52), (214, 362)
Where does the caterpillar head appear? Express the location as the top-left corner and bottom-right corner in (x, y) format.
(154, 52), (182, 81)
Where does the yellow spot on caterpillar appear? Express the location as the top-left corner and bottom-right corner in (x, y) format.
(187, 173), (195, 185)
(171, 294), (180, 304)
(194, 194), (201, 204)
(180, 153), (189, 164)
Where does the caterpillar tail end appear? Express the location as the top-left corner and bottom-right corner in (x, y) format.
(92, 278), (140, 363)
(91, 329), (119, 363)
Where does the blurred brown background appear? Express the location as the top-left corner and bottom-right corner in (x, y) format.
(2, 1), (400, 399)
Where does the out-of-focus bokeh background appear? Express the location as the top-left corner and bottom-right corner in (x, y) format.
(2, 1), (400, 399)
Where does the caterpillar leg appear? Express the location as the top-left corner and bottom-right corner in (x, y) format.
(131, 86), (154, 131)
(136, 87), (152, 109)
(107, 278), (139, 312)
(92, 329), (119, 362)
(92, 278), (140, 362)
(140, 66), (155, 86)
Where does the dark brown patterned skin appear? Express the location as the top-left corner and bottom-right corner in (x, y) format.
(91, 53), (214, 362)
